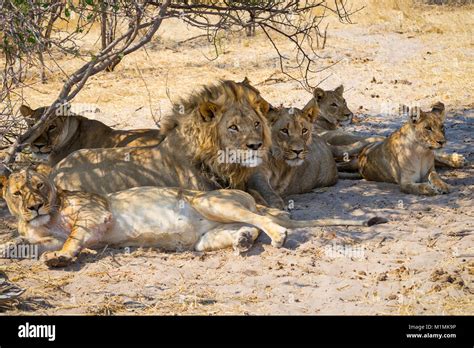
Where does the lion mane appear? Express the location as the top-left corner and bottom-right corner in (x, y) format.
(160, 79), (272, 188)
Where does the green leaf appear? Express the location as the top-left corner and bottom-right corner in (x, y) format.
(65, 8), (71, 18)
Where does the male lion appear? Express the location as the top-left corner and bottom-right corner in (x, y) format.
(357, 102), (453, 195)
(20, 104), (164, 166)
(302, 86), (465, 168)
(0, 170), (386, 267)
(52, 80), (272, 195)
(247, 106), (339, 208)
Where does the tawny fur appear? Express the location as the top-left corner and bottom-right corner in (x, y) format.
(1, 170), (385, 267)
(247, 106), (338, 209)
(20, 105), (163, 166)
(301, 88), (465, 168)
(51, 80), (272, 195)
(357, 102), (453, 195)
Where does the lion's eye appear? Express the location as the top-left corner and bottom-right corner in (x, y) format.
(228, 125), (239, 132)
(280, 128), (289, 135)
(48, 125), (56, 131)
(425, 126), (432, 131)
(331, 103), (338, 107)
(302, 128), (308, 134)
(37, 183), (44, 190)
(13, 191), (21, 196)
(254, 121), (260, 128)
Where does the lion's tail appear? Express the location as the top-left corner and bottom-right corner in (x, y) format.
(269, 216), (388, 228)
(256, 205), (388, 228)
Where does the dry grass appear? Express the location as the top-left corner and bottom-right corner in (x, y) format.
(349, 0), (474, 33)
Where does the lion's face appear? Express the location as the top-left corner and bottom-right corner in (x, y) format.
(214, 101), (271, 167)
(313, 85), (353, 126)
(20, 105), (78, 161)
(159, 79), (272, 182)
(2, 170), (57, 227)
(409, 102), (447, 150)
(268, 106), (317, 167)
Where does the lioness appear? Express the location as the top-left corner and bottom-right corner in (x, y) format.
(20, 104), (164, 166)
(357, 102), (452, 195)
(247, 106), (339, 208)
(0, 170), (386, 267)
(302, 86), (465, 168)
(51, 80), (272, 195)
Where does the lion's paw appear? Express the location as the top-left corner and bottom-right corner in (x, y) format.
(449, 153), (466, 168)
(270, 226), (287, 248)
(41, 251), (73, 268)
(427, 173), (451, 194)
(233, 230), (254, 254)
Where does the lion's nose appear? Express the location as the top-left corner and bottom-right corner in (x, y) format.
(292, 149), (303, 156)
(28, 203), (44, 212)
(247, 142), (262, 150)
(34, 142), (46, 149)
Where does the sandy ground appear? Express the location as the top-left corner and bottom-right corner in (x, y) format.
(0, 3), (473, 315)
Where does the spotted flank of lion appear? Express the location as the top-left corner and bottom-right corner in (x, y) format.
(0, 170), (387, 267)
(20, 104), (164, 166)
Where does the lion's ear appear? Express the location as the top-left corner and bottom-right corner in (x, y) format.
(302, 104), (319, 123)
(199, 101), (220, 122)
(313, 88), (326, 101)
(266, 108), (280, 124)
(431, 102), (446, 121)
(241, 77), (251, 85)
(20, 105), (37, 126)
(254, 99), (270, 116)
(302, 100), (319, 122)
(335, 85), (344, 96)
(20, 105), (34, 117)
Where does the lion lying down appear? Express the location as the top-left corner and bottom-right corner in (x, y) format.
(1, 170), (387, 268)
(20, 104), (164, 166)
(303, 86), (465, 169)
(356, 102), (453, 195)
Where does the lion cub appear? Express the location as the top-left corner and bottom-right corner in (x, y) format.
(358, 102), (452, 195)
(303, 87), (465, 169)
(247, 106), (338, 209)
